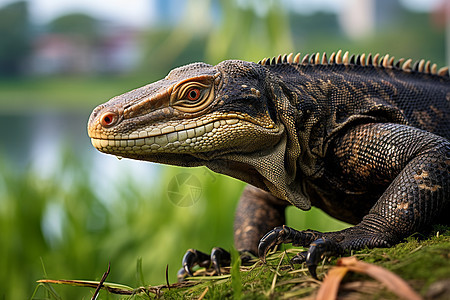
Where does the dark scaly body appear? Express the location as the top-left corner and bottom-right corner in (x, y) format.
(263, 60), (449, 221)
(88, 51), (450, 277)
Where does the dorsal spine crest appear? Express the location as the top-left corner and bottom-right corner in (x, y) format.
(257, 50), (450, 77)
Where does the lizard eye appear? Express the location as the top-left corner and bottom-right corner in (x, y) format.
(187, 88), (201, 101)
(170, 77), (215, 113)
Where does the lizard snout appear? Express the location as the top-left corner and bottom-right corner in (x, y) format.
(87, 104), (124, 139)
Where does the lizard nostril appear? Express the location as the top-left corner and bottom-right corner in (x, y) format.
(100, 111), (118, 128)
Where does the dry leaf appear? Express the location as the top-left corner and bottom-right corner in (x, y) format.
(316, 266), (349, 300)
(315, 257), (423, 300)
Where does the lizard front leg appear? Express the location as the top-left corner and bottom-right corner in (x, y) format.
(234, 185), (289, 256)
(178, 185), (288, 280)
(259, 123), (450, 277)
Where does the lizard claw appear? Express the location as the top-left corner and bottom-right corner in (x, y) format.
(180, 249), (210, 278)
(177, 247), (231, 281)
(211, 247), (231, 275)
(258, 226), (343, 279)
(307, 263), (318, 280)
(305, 238), (342, 279)
(258, 226), (290, 261)
(290, 250), (308, 264)
(305, 241), (321, 279)
(258, 225), (320, 262)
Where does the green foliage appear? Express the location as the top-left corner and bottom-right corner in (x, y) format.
(0, 75), (155, 112)
(355, 229), (450, 289)
(0, 149), (237, 298)
(230, 248), (242, 299)
(44, 229), (447, 299)
(204, 0), (294, 63)
(0, 147), (348, 299)
(47, 13), (99, 40)
(0, 1), (30, 76)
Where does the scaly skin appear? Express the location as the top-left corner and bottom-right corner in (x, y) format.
(88, 51), (450, 278)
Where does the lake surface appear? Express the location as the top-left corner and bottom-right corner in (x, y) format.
(0, 111), (160, 184)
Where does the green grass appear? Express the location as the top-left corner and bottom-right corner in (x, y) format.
(34, 227), (450, 299)
(10, 147), (446, 299)
(0, 149), (348, 299)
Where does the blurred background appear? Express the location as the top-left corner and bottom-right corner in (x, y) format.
(0, 0), (447, 298)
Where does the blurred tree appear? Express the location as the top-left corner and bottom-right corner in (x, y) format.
(47, 13), (99, 42)
(138, 0), (294, 78)
(205, 0), (293, 63)
(48, 13), (99, 44)
(0, 1), (30, 76)
(43, 13), (101, 74)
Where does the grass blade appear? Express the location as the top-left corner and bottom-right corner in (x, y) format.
(230, 248), (242, 299)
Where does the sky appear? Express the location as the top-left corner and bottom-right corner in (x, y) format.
(29, 0), (153, 27)
(0, 0), (443, 28)
(0, 0), (153, 27)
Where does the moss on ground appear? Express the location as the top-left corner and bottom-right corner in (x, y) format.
(35, 226), (450, 299)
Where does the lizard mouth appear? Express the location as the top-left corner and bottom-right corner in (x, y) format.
(90, 116), (281, 158)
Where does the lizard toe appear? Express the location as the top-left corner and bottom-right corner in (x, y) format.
(178, 247), (236, 281)
(258, 226), (288, 261)
(179, 248), (211, 281)
(305, 238), (342, 279)
(258, 225), (323, 262)
(290, 250), (308, 264)
(211, 247), (231, 275)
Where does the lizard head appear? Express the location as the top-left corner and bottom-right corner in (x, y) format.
(88, 60), (284, 168)
(88, 60), (311, 208)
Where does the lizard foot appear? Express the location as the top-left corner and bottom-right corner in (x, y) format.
(258, 223), (396, 279)
(177, 247), (255, 281)
(258, 225), (322, 261)
(177, 247), (231, 281)
(258, 225), (344, 279)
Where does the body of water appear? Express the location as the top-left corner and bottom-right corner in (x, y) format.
(0, 110), (161, 195)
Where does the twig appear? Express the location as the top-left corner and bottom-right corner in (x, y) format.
(165, 264), (170, 290)
(269, 251), (285, 296)
(198, 286), (209, 300)
(91, 262), (111, 300)
(284, 249), (295, 270)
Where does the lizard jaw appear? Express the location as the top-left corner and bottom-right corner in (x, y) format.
(90, 117), (282, 163)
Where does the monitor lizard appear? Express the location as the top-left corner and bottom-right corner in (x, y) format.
(87, 50), (450, 279)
